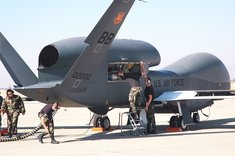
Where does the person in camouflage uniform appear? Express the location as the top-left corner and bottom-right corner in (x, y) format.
(1, 89), (25, 137)
(128, 86), (142, 120)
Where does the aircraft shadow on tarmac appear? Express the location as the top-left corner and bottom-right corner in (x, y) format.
(189, 117), (235, 130)
(55, 117), (235, 143)
(10, 117), (235, 143)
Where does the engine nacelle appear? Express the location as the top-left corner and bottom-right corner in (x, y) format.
(38, 37), (161, 82)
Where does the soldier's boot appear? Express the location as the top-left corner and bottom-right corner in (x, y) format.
(133, 113), (139, 123)
(8, 130), (12, 138)
(8, 133), (12, 138)
(50, 133), (59, 144)
(13, 128), (17, 135)
(135, 114), (139, 120)
(38, 132), (47, 143)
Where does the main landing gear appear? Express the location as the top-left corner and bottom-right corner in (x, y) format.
(168, 101), (202, 131)
(169, 115), (187, 130)
(192, 112), (200, 123)
(169, 112), (200, 130)
(92, 114), (111, 131)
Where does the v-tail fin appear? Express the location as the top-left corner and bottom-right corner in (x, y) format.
(0, 32), (38, 87)
(60, 0), (135, 91)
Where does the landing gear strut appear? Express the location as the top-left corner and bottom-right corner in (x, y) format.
(169, 115), (188, 130)
(93, 114), (111, 130)
(178, 116), (188, 130)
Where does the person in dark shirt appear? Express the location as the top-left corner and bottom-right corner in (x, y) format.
(140, 61), (156, 134)
(37, 102), (60, 144)
(144, 77), (156, 134)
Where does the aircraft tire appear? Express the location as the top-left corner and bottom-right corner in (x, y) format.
(101, 116), (110, 130)
(94, 116), (104, 127)
(169, 116), (179, 127)
(92, 114), (102, 127)
(193, 113), (200, 123)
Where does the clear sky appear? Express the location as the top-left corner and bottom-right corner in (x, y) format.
(0, 0), (235, 88)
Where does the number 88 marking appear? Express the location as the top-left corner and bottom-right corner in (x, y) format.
(98, 31), (115, 45)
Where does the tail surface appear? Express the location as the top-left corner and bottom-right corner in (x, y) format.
(60, 0), (136, 91)
(0, 32), (38, 86)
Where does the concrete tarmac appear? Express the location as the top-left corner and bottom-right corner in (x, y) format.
(1, 99), (235, 156)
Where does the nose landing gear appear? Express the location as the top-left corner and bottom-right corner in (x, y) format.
(93, 114), (111, 131)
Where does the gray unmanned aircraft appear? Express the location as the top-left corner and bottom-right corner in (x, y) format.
(0, 0), (235, 130)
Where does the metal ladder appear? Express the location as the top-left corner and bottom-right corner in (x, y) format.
(120, 112), (145, 136)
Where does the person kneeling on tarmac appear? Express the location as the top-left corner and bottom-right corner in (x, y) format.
(37, 102), (60, 144)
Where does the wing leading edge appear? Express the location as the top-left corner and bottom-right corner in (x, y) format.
(60, 0), (136, 91)
(154, 90), (235, 125)
(155, 90), (235, 102)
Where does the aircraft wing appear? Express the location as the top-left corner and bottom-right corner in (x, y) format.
(60, 0), (135, 91)
(154, 90), (235, 102)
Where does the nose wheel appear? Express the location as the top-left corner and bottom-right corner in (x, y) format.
(93, 115), (111, 130)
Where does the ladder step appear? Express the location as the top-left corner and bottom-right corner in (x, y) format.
(120, 112), (146, 136)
